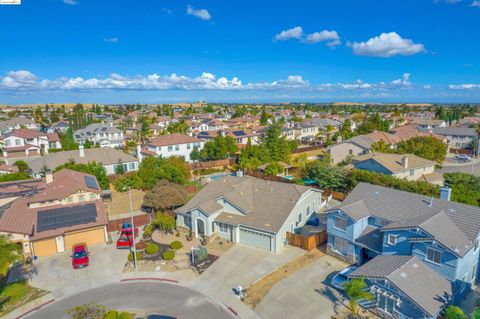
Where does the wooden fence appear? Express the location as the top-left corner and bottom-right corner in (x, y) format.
(189, 158), (236, 170)
(322, 189), (346, 201)
(107, 212), (151, 232)
(292, 145), (324, 154)
(286, 231), (327, 251)
(245, 169), (295, 184)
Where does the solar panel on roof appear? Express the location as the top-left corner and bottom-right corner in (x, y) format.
(37, 203), (97, 232)
(84, 176), (99, 190)
(232, 131), (246, 137)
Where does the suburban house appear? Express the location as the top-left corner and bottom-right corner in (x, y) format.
(52, 120), (70, 134)
(0, 116), (38, 135)
(432, 127), (479, 150)
(195, 129), (260, 146)
(326, 183), (480, 317)
(327, 131), (402, 164)
(0, 129), (62, 159)
(175, 175), (324, 253)
(411, 118), (447, 130)
(0, 169), (108, 257)
(142, 133), (204, 162)
(27, 146), (139, 177)
(350, 255), (452, 318)
(390, 124), (445, 142)
(225, 115), (260, 129)
(352, 153), (443, 185)
(74, 123), (125, 148)
(292, 122), (319, 143)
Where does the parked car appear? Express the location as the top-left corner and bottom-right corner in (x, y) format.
(71, 243), (89, 269)
(455, 154), (472, 162)
(331, 265), (358, 290)
(116, 224), (139, 249)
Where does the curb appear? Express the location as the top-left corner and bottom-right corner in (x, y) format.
(120, 278), (179, 283)
(13, 298), (55, 319)
(225, 304), (240, 317)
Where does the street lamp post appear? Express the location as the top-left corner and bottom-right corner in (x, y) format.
(128, 186), (138, 271)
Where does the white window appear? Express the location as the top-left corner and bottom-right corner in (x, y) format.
(378, 294), (395, 314)
(187, 143), (191, 150)
(409, 169), (414, 176)
(217, 222), (228, 233)
(89, 193), (96, 200)
(306, 206), (310, 216)
(426, 248), (442, 264)
(387, 234), (397, 245)
(78, 195), (85, 202)
(334, 236), (349, 253)
(334, 216), (347, 231)
(129, 162), (135, 170)
(5, 140), (11, 146)
(297, 212), (303, 224)
(168, 145), (173, 152)
(15, 139), (21, 146)
(175, 144), (179, 151)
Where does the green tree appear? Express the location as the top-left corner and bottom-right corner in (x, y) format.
(444, 172), (480, 207)
(260, 109), (269, 125)
(190, 146), (201, 162)
(13, 160), (29, 173)
(371, 140), (393, 153)
(152, 212), (176, 233)
(0, 172), (30, 182)
(444, 306), (466, 319)
(143, 180), (188, 211)
(262, 124), (291, 162)
(264, 162), (284, 176)
(0, 236), (19, 277)
(304, 161), (346, 191)
(340, 118), (353, 140)
(343, 277), (374, 315)
(114, 160), (126, 175)
(200, 136), (238, 161)
(356, 113), (391, 134)
(238, 138), (268, 170)
(397, 136), (448, 163)
(471, 307), (480, 319)
(61, 127), (79, 150)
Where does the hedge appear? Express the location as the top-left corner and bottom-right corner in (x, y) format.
(118, 312), (134, 319)
(127, 251), (143, 262)
(145, 243), (159, 255)
(103, 310), (119, 319)
(169, 240), (183, 250)
(162, 250), (175, 261)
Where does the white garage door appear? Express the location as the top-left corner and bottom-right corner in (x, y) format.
(239, 228), (272, 251)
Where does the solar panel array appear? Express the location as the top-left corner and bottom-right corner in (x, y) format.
(84, 176), (99, 190)
(37, 203), (97, 232)
(232, 131), (246, 137)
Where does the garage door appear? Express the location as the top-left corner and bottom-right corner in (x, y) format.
(33, 238), (57, 257)
(64, 227), (106, 250)
(239, 228), (272, 251)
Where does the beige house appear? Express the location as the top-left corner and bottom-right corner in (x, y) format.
(0, 169), (108, 257)
(352, 152), (443, 185)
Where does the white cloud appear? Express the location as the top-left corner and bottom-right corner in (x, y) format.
(391, 73), (411, 87)
(351, 32), (425, 57)
(434, 0), (462, 4)
(304, 30), (340, 47)
(274, 26), (304, 41)
(162, 8), (172, 15)
(186, 5), (211, 21)
(449, 84), (480, 90)
(63, 0), (79, 5)
(1, 70), (38, 89)
(471, 1), (480, 7)
(104, 37), (119, 43)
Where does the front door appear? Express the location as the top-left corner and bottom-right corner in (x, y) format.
(196, 219), (205, 237)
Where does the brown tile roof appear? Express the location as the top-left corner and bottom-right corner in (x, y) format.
(365, 131), (402, 145)
(7, 129), (45, 139)
(148, 133), (202, 147)
(390, 125), (443, 141)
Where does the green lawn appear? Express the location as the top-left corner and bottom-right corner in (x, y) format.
(0, 281), (46, 316)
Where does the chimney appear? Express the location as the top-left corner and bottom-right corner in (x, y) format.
(79, 144), (85, 158)
(109, 122), (113, 128)
(45, 169), (53, 184)
(401, 155), (409, 169)
(136, 144), (143, 163)
(440, 186), (452, 201)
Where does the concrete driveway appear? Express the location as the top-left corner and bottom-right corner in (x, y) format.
(255, 254), (347, 319)
(23, 241), (129, 299)
(190, 244), (304, 319)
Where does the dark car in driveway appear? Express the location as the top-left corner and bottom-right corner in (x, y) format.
(71, 243), (90, 269)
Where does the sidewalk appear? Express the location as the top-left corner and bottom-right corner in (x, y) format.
(443, 155), (480, 167)
(3, 293), (55, 319)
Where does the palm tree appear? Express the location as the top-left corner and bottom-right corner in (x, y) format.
(343, 277), (374, 315)
(470, 123), (480, 157)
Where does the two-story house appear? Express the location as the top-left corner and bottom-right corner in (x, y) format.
(143, 133), (204, 162)
(74, 123), (124, 148)
(326, 183), (480, 317)
(411, 118), (447, 130)
(0, 169), (108, 257)
(0, 116), (38, 135)
(1, 129), (61, 159)
(352, 153), (444, 185)
(175, 175), (324, 253)
(432, 127), (479, 150)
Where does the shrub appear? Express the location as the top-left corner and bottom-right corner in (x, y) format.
(169, 240), (183, 250)
(127, 251), (143, 262)
(103, 310), (119, 319)
(145, 243), (159, 255)
(162, 250), (175, 261)
(118, 312), (134, 319)
(143, 224), (153, 238)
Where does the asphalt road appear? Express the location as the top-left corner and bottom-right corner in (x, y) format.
(439, 161), (480, 176)
(27, 282), (234, 319)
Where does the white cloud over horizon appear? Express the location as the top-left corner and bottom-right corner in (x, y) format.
(186, 5), (211, 21)
(350, 32), (426, 57)
(63, 0), (79, 5)
(471, 1), (480, 7)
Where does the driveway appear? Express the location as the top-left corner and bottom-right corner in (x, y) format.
(255, 254), (347, 319)
(190, 244), (304, 319)
(20, 241), (129, 299)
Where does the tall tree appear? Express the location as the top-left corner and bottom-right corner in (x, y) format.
(343, 278), (374, 315)
(0, 236), (19, 277)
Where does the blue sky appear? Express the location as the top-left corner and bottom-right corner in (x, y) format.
(0, 0), (479, 104)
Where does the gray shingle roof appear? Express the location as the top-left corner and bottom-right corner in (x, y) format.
(355, 226), (383, 253)
(334, 183), (480, 257)
(433, 127), (477, 137)
(176, 176), (319, 233)
(349, 255), (452, 317)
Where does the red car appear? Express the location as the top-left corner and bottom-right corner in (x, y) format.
(116, 226), (139, 249)
(71, 243), (89, 269)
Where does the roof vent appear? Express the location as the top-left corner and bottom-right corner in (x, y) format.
(240, 191), (244, 196)
(264, 223), (271, 227)
(400, 272), (407, 278)
(412, 263), (419, 269)
(291, 197), (295, 202)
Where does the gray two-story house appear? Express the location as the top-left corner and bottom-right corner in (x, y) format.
(326, 183), (480, 318)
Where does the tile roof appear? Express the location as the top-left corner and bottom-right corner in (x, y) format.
(176, 176), (318, 233)
(353, 152), (436, 173)
(433, 127), (477, 137)
(349, 255), (452, 317)
(148, 133), (202, 147)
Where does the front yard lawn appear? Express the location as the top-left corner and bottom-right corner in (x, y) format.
(0, 281), (48, 316)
